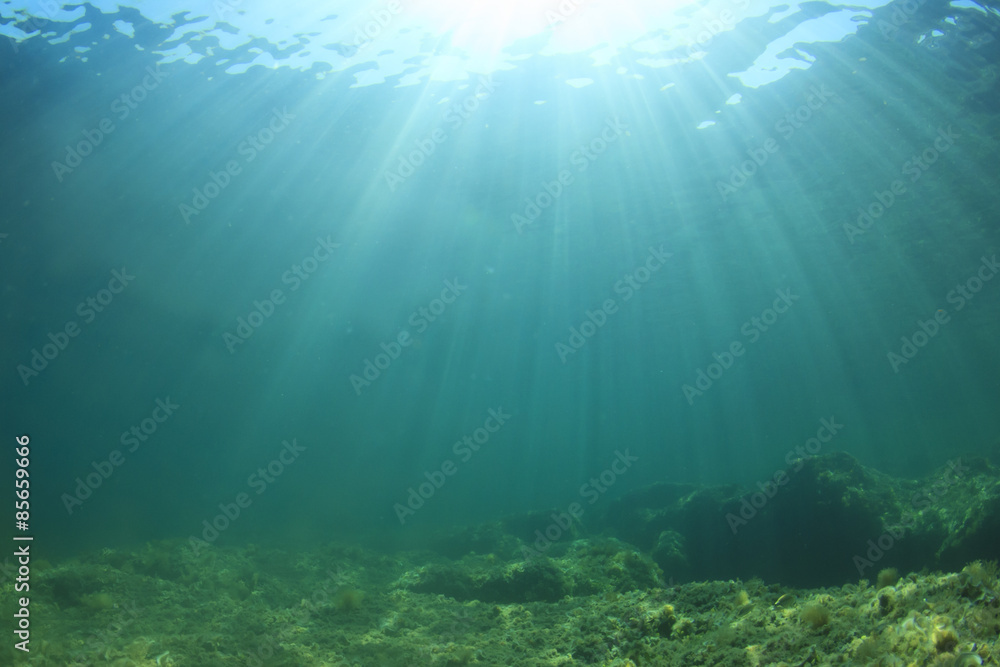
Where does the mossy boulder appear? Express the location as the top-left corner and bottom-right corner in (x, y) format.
(597, 452), (1000, 587)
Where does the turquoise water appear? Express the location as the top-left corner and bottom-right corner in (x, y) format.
(2, 0), (998, 558)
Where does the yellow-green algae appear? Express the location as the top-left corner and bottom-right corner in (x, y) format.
(2, 539), (998, 666)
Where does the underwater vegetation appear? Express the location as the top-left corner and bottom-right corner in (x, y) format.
(878, 567), (901, 589)
(800, 603), (831, 630)
(600, 452), (1000, 587)
(333, 587), (366, 612)
(4, 454), (999, 665)
(3, 536), (999, 666)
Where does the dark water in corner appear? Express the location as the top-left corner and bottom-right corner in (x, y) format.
(1, 0), (998, 558)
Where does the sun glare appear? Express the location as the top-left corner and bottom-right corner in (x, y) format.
(405, 0), (576, 47)
(393, 0), (691, 63)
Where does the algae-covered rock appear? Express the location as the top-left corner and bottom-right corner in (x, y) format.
(597, 451), (1000, 587)
(652, 530), (691, 583)
(406, 557), (570, 603)
(402, 538), (664, 604)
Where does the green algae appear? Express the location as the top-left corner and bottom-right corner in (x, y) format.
(3, 538), (998, 666)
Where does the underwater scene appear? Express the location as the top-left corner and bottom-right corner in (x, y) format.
(2, 0), (1000, 665)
